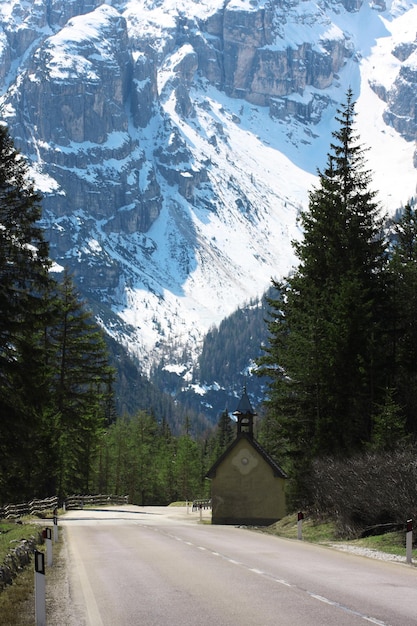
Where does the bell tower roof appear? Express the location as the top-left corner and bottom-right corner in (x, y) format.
(233, 386), (256, 437)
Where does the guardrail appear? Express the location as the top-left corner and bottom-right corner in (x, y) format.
(0, 496), (58, 520)
(192, 498), (211, 512)
(64, 494), (128, 510)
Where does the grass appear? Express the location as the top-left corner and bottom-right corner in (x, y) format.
(0, 562), (36, 625)
(265, 513), (411, 558)
(267, 514), (338, 542)
(0, 520), (45, 625)
(348, 531), (407, 556)
(0, 521), (41, 563)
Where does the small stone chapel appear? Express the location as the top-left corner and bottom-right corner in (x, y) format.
(206, 388), (287, 525)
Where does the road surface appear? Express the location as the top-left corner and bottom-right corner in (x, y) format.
(59, 505), (417, 626)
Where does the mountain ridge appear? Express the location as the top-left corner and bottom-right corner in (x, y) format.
(1, 0), (417, 418)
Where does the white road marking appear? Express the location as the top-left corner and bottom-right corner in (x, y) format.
(308, 592), (389, 626)
(144, 525), (392, 626)
(274, 578), (292, 587)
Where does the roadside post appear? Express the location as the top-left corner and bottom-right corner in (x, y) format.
(44, 527), (53, 567)
(297, 511), (304, 540)
(34, 550), (46, 626)
(406, 519), (413, 564)
(53, 508), (58, 542)
(199, 502), (203, 522)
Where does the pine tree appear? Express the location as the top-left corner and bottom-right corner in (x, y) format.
(388, 204), (417, 432)
(174, 416), (202, 501)
(0, 124), (56, 502)
(155, 416), (176, 503)
(369, 388), (409, 451)
(0, 125), (114, 502)
(206, 408), (234, 464)
(202, 408), (235, 482)
(51, 271), (114, 496)
(258, 91), (389, 501)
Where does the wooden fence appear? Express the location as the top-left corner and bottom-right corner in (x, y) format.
(0, 494), (128, 518)
(0, 496), (58, 520)
(64, 494), (129, 510)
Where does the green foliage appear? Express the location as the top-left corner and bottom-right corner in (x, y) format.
(267, 514), (337, 542)
(175, 432), (202, 501)
(214, 409), (234, 456)
(370, 388), (410, 451)
(204, 408), (235, 471)
(387, 203), (417, 433)
(92, 412), (207, 504)
(50, 271), (114, 496)
(0, 125), (114, 503)
(258, 90), (390, 504)
(0, 123), (56, 502)
(198, 296), (270, 386)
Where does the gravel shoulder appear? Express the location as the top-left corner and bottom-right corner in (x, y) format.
(45, 528), (85, 626)
(326, 542), (412, 564)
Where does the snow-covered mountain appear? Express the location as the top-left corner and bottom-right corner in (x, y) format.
(1, 0), (417, 406)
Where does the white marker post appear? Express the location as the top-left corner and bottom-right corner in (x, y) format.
(297, 511), (304, 540)
(45, 527), (53, 567)
(406, 519), (413, 564)
(34, 550), (46, 626)
(53, 510), (58, 542)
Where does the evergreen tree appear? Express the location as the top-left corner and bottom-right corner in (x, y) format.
(0, 124), (56, 502)
(129, 411), (160, 505)
(369, 388), (409, 451)
(215, 409), (234, 454)
(205, 408), (235, 469)
(388, 203), (417, 432)
(93, 412), (205, 505)
(258, 91), (389, 501)
(51, 271), (114, 496)
(155, 416), (177, 503)
(174, 417), (202, 501)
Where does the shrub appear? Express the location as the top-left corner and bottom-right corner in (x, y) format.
(307, 446), (417, 537)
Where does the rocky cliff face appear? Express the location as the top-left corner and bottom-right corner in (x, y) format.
(1, 0), (356, 212)
(0, 0), (362, 245)
(368, 18), (417, 165)
(209, 0), (351, 107)
(380, 43), (417, 150)
(7, 4), (161, 229)
(0, 0), (416, 378)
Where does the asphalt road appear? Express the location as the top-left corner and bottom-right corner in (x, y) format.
(60, 505), (417, 626)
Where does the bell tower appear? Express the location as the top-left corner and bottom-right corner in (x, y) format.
(233, 386), (256, 438)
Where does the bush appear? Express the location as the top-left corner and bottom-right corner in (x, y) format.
(307, 446), (417, 537)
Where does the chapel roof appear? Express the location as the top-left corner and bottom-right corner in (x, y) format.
(205, 432), (288, 480)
